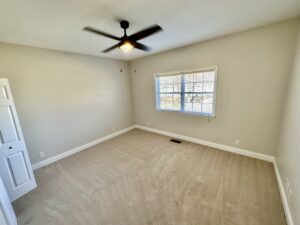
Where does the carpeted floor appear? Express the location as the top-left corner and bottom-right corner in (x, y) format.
(13, 128), (286, 225)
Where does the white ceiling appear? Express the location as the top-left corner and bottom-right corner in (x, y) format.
(0, 0), (299, 61)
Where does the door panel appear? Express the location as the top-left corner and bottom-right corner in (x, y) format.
(6, 152), (30, 187)
(0, 86), (8, 100)
(0, 78), (36, 202)
(0, 107), (19, 145)
(0, 177), (17, 225)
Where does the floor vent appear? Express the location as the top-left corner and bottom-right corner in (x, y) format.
(170, 139), (182, 144)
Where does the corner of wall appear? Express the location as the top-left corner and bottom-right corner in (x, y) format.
(128, 60), (137, 124)
(273, 20), (300, 225)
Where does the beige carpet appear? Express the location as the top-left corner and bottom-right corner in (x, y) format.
(13, 129), (286, 225)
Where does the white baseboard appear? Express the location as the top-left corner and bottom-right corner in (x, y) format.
(31, 123), (293, 224)
(273, 158), (294, 225)
(134, 125), (274, 162)
(135, 124), (295, 224)
(33, 124), (273, 170)
(32, 126), (135, 170)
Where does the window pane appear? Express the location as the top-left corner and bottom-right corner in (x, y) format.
(157, 75), (181, 93)
(173, 75), (181, 84)
(194, 72), (204, 82)
(193, 102), (202, 112)
(185, 103), (193, 111)
(159, 93), (166, 109)
(192, 94), (202, 113)
(185, 83), (193, 92)
(174, 83), (181, 92)
(160, 93), (180, 111)
(185, 74), (194, 83)
(184, 94), (205, 113)
(204, 72), (215, 81)
(184, 94), (193, 111)
(160, 84), (172, 92)
(203, 94), (213, 104)
(203, 82), (214, 92)
(202, 104), (213, 113)
(164, 76), (173, 84)
(195, 94), (203, 102)
(173, 94), (180, 110)
(156, 68), (216, 116)
(194, 82), (203, 92)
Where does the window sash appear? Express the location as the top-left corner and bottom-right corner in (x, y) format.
(155, 67), (217, 116)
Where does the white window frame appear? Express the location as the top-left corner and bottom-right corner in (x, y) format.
(154, 66), (218, 117)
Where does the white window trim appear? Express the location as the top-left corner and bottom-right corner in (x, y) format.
(154, 66), (218, 117)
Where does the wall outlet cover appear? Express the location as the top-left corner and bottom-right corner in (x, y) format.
(39, 152), (45, 158)
(234, 139), (240, 145)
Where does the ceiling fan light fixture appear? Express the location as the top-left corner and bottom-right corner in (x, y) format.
(119, 41), (134, 53)
(83, 20), (162, 53)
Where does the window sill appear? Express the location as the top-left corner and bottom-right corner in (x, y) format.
(156, 109), (216, 118)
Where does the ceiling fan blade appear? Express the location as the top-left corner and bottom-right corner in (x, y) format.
(102, 43), (120, 53)
(129, 25), (162, 41)
(83, 26), (121, 41)
(134, 42), (152, 51)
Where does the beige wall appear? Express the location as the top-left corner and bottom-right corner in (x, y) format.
(130, 19), (300, 155)
(276, 24), (300, 225)
(0, 20), (299, 221)
(0, 43), (133, 164)
(0, 19), (299, 166)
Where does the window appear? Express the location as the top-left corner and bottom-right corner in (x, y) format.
(155, 67), (217, 117)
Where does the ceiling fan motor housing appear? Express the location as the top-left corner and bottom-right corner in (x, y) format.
(120, 20), (129, 30)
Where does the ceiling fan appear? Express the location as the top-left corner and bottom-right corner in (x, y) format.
(83, 20), (163, 53)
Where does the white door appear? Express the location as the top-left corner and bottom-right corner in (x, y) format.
(0, 177), (17, 225)
(0, 78), (36, 202)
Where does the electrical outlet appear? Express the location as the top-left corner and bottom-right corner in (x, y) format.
(234, 139), (240, 146)
(147, 122), (150, 126)
(39, 152), (45, 158)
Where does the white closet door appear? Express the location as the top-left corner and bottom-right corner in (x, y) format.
(0, 78), (36, 202)
(0, 177), (17, 225)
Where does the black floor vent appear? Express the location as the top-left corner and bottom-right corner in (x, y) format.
(170, 139), (182, 144)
